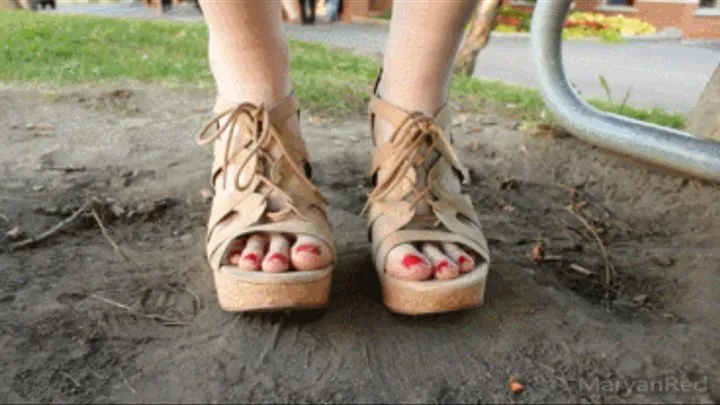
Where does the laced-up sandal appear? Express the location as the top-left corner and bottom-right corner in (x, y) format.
(196, 93), (335, 312)
(364, 72), (491, 315)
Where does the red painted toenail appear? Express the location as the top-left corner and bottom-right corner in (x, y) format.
(458, 256), (470, 267)
(402, 255), (425, 268)
(435, 260), (450, 273)
(296, 244), (320, 255)
(268, 253), (288, 264)
(243, 253), (259, 265)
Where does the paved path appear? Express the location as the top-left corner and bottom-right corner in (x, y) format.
(47, 2), (719, 114)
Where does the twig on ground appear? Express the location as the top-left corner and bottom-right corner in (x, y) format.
(256, 318), (284, 368)
(89, 293), (188, 326)
(39, 165), (86, 173)
(564, 206), (613, 286)
(10, 201), (91, 250)
(119, 370), (136, 394)
(569, 263), (595, 276)
(60, 371), (81, 388)
(90, 206), (134, 264)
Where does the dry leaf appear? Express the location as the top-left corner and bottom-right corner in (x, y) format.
(509, 376), (524, 393)
(35, 123), (54, 131)
(573, 200), (589, 211)
(113, 89), (133, 99)
(531, 242), (544, 262)
(466, 140), (481, 152)
(308, 115), (326, 125)
(500, 179), (518, 190)
(452, 113), (468, 127)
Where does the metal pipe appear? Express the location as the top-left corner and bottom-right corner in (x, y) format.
(530, 0), (720, 183)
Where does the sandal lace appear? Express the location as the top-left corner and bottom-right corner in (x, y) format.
(196, 103), (325, 222)
(362, 112), (468, 227)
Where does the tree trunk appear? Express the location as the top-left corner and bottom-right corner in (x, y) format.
(453, 0), (502, 77)
(685, 64), (720, 141)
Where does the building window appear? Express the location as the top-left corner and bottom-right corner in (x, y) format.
(699, 0), (718, 7)
(606, 0), (635, 5)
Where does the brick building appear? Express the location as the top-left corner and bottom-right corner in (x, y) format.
(343, 0), (720, 40)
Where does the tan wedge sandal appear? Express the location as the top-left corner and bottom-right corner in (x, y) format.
(196, 93), (335, 312)
(364, 72), (491, 315)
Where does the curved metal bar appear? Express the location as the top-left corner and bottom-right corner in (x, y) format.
(530, 0), (720, 183)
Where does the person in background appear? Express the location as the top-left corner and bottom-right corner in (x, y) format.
(299, 0), (316, 24)
(324, 0), (341, 22)
(160, 0), (171, 14)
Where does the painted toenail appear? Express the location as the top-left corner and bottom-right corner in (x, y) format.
(435, 260), (450, 273)
(268, 253), (288, 264)
(402, 255), (426, 268)
(296, 244), (320, 255)
(458, 256), (469, 267)
(243, 253), (260, 265)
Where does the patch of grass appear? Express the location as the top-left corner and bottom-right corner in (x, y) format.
(0, 10), (684, 128)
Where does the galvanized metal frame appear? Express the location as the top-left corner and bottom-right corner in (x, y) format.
(530, 0), (720, 183)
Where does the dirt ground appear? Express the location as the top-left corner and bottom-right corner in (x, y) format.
(1, 82), (719, 404)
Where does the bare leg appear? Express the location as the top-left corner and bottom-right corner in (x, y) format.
(373, 0), (479, 281)
(199, 0), (332, 272)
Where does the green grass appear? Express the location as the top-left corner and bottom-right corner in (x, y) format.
(0, 10), (685, 128)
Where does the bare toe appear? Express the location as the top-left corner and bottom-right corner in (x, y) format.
(262, 233), (290, 273)
(226, 239), (246, 266)
(422, 243), (460, 280)
(385, 244), (433, 281)
(441, 243), (475, 273)
(236, 234), (266, 271)
(291, 235), (332, 271)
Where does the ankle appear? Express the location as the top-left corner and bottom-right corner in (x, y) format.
(372, 74), (450, 146)
(375, 70), (450, 117)
(209, 40), (292, 106)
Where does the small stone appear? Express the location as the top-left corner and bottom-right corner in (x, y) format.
(452, 113), (468, 127)
(35, 206), (59, 216)
(122, 177), (132, 187)
(110, 204), (125, 218)
(653, 256), (675, 267)
(32, 185), (45, 192)
(466, 140), (481, 152)
(34, 123), (54, 131)
(200, 189), (214, 202)
(633, 294), (648, 303)
(6, 226), (23, 239)
(480, 116), (499, 126)
(121, 170), (134, 178)
(613, 298), (640, 309)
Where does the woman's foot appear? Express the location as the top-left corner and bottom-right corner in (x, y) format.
(203, 96), (334, 274)
(365, 93), (486, 283)
(364, 83), (490, 314)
